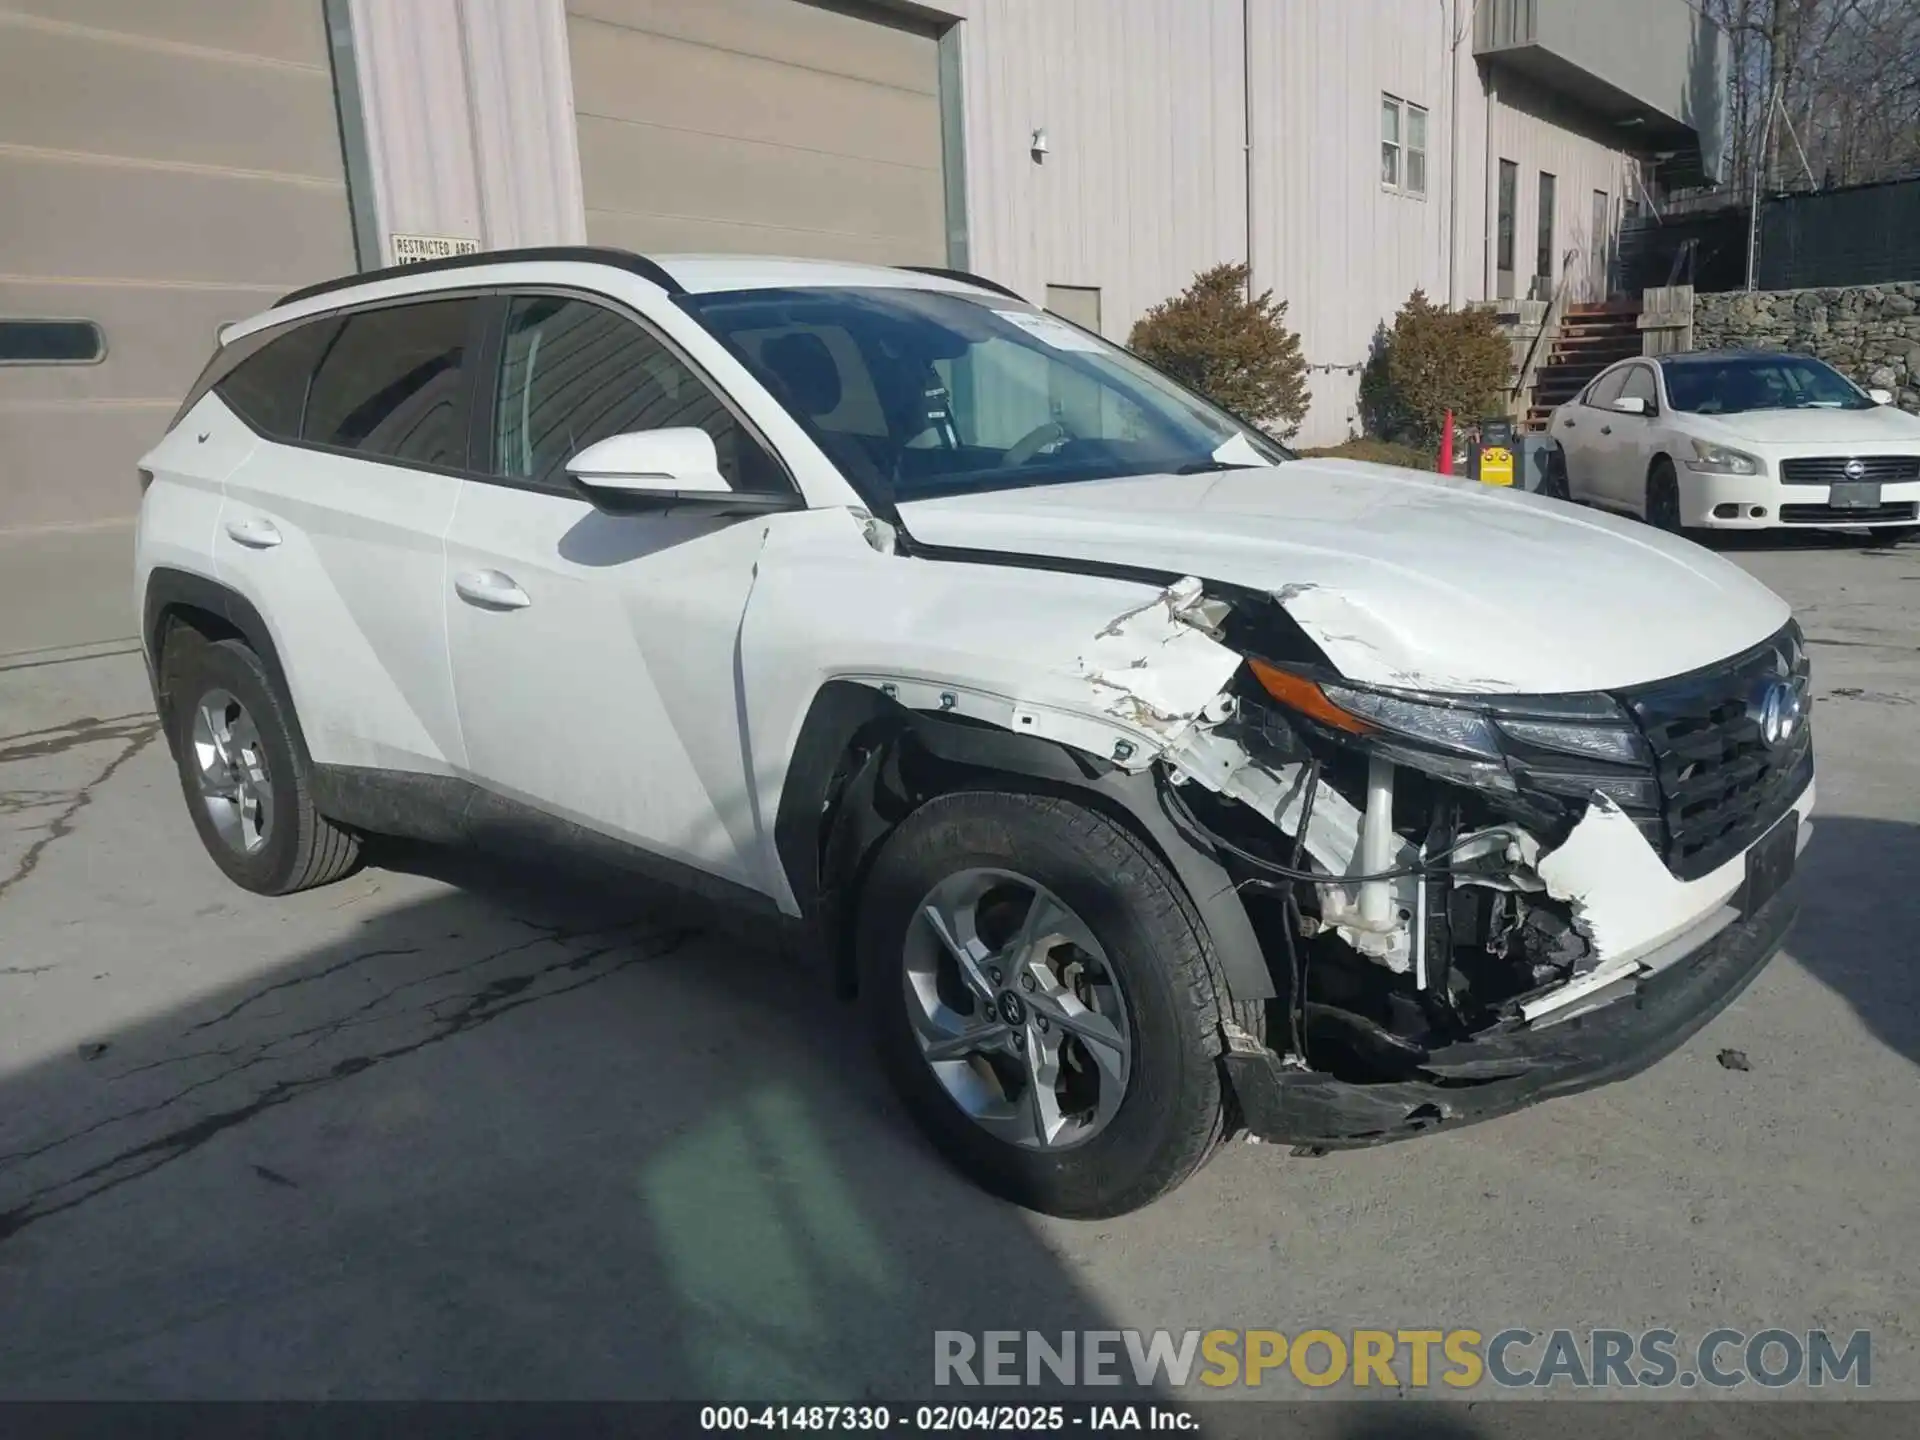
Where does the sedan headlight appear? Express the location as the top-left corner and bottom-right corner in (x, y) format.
(1685, 439), (1762, 475)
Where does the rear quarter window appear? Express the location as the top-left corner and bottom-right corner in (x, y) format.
(213, 319), (341, 439)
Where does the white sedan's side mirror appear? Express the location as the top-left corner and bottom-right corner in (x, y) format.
(1867, 387), (1895, 406)
(1611, 396), (1649, 416)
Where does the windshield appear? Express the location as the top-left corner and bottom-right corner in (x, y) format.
(1660, 355), (1874, 415)
(679, 286), (1290, 503)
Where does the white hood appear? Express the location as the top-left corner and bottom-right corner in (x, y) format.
(1690, 404), (1920, 446)
(898, 460), (1791, 694)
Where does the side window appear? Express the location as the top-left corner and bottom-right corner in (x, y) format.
(1618, 366), (1659, 410)
(1584, 368), (1628, 409)
(493, 295), (785, 493)
(214, 319), (340, 440)
(304, 298), (477, 467)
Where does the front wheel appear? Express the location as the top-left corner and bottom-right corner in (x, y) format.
(1646, 457), (1685, 533)
(856, 790), (1249, 1218)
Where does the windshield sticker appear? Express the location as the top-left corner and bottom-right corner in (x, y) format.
(996, 310), (1108, 353)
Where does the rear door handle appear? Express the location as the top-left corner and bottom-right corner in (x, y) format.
(223, 516), (282, 549)
(1562, 418), (1576, 428)
(454, 569), (531, 611)
(1600, 425), (1613, 435)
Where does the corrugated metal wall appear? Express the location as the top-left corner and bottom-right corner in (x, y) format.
(954, 0), (1640, 447)
(954, 0), (1248, 343)
(1250, 0), (1469, 441)
(1483, 69), (1636, 304)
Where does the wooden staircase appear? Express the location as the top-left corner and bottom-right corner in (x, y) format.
(1522, 301), (1643, 432)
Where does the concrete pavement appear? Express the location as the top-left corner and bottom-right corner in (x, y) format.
(1, 531), (1916, 1406)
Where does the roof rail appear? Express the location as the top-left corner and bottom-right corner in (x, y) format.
(897, 265), (1026, 302)
(273, 245), (686, 309)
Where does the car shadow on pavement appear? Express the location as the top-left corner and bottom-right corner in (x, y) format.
(1781, 816), (1920, 1070)
(0, 843), (1161, 1401)
(1699, 529), (1917, 558)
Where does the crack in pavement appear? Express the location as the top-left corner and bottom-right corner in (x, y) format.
(0, 924), (700, 1243)
(0, 716), (159, 766)
(0, 919), (659, 1170)
(0, 720), (162, 905)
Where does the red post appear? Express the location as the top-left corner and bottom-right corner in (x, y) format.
(1438, 410), (1455, 475)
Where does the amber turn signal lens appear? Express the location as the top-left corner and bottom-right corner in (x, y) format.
(1246, 658), (1373, 736)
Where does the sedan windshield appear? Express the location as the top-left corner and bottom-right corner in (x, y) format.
(679, 286), (1290, 503)
(1660, 355), (1874, 415)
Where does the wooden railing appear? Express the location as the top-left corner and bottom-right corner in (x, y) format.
(1510, 246), (1582, 414)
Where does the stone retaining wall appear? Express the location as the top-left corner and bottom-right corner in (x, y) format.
(1693, 283), (1920, 412)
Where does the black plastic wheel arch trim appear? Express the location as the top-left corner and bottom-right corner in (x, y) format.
(775, 681), (1278, 1003)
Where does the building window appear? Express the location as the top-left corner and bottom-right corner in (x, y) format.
(1381, 96), (1401, 188)
(1380, 97), (1427, 197)
(0, 319), (105, 365)
(1407, 106), (1428, 195)
(1537, 172), (1557, 288)
(1496, 160), (1518, 276)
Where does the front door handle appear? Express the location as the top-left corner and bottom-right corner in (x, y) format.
(1600, 425), (1613, 435)
(224, 516), (282, 549)
(454, 569), (531, 611)
(1562, 418), (1576, 428)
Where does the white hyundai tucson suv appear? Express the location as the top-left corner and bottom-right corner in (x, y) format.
(138, 249), (1814, 1217)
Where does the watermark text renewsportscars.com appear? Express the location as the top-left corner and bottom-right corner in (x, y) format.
(934, 1328), (1871, 1391)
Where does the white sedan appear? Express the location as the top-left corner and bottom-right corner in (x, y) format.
(1550, 349), (1920, 538)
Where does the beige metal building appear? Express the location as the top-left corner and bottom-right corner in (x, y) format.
(0, 0), (1723, 530)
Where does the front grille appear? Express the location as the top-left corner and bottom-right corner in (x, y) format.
(1779, 501), (1918, 524)
(1616, 623), (1813, 882)
(1779, 455), (1920, 485)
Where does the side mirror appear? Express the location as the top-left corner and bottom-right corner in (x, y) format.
(1611, 396), (1649, 416)
(565, 428), (799, 515)
(1867, 387), (1895, 406)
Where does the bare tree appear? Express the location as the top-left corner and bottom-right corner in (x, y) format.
(1700, 0), (1920, 193)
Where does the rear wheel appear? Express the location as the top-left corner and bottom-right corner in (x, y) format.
(1646, 456), (1684, 532)
(857, 790), (1251, 1218)
(1871, 526), (1920, 545)
(162, 631), (360, 895)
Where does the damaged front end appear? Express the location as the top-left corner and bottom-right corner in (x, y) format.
(1080, 576), (1811, 1148)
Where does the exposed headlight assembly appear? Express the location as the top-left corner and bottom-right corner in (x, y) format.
(1245, 659), (1652, 803)
(1685, 439), (1762, 475)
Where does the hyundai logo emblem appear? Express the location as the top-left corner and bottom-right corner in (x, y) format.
(1843, 458), (1867, 480)
(1753, 677), (1804, 750)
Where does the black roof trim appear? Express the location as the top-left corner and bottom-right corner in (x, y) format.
(273, 246), (687, 309)
(1655, 348), (1803, 364)
(897, 265), (1027, 303)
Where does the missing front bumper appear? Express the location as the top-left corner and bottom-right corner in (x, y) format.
(1223, 886), (1798, 1148)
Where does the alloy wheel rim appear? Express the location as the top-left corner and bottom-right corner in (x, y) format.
(903, 868), (1133, 1151)
(190, 688), (274, 855)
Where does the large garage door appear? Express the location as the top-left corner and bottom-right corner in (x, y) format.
(568, 0), (946, 265)
(0, 1), (355, 529)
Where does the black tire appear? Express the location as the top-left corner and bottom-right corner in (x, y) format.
(161, 631), (361, 895)
(1871, 526), (1920, 545)
(1646, 456), (1684, 533)
(1537, 448), (1572, 502)
(856, 789), (1254, 1218)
